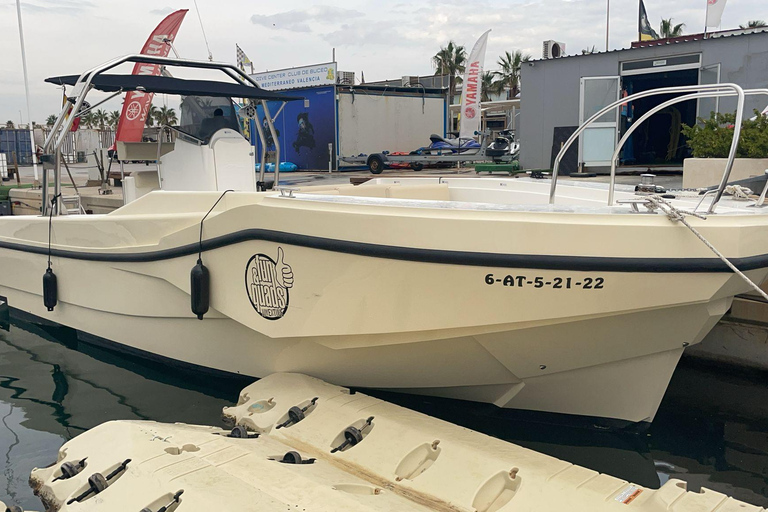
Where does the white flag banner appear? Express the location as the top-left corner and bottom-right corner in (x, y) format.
(459, 29), (491, 141)
(706, 0), (727, 28)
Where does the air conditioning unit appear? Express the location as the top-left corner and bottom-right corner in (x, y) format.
(542, 40), (566, 59)
(337, 71), (355, 85)
(401, 76), (420, 87)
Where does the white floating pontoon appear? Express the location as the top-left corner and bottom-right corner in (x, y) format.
(16, 373), (766, 512)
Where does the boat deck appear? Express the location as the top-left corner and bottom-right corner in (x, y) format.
(287, 177), (768, 216)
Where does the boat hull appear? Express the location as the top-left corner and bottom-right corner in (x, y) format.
(0, 244), (756, 424)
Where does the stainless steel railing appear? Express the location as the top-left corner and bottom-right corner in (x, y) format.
(606, 88), (768, 209)
(550, 83), (746, 213)
(41, 54), (283, 215)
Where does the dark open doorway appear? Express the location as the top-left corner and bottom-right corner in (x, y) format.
(620, 69), (698, 166)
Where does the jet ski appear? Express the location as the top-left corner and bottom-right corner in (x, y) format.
(486, 129), (519, 159)
(424, 133), (481, 155)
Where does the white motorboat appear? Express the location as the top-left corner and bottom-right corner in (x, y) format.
(1, 56), (767, 425)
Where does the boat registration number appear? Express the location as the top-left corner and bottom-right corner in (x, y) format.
(484, 274), (605, 289)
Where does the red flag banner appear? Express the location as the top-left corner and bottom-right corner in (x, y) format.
(62, 94), (82, 132)
(115, 9), (188, 143)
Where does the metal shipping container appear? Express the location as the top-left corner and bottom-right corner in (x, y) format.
(0, 129), (32, 165)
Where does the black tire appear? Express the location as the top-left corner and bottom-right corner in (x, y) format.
(367, 155), (385, 174)
(410, 162), (424, 171)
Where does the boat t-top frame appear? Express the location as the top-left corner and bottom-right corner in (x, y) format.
(551, 83), (768, 213)
(42, 55), (300, 215)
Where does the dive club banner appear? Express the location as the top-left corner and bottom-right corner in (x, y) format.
(252, 85), (335, 170)
(250, 63), (337, 91)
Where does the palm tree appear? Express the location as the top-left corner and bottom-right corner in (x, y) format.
(93, 109), (108, 130)
(145, 104), (159, 127)
(432, 40), (466, 103)
(80, 111), (94, 129)
(108, 110), (120, 130)
(46, 114), (57, 126)
(480, 71), (498, 102)
(492, 50), (531, 100)
(153, 106), (178, 127)
(740, 20), (767, 28)
(5, 120), (14, 129)
(659, 18), (685, 38)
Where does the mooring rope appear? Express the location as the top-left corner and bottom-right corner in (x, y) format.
(645, 195), (768, 302)
(723, 184), (754, 201)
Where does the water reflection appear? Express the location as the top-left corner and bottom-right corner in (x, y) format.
(0, 315), (766, 510)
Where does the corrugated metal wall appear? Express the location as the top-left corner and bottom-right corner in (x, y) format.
(520, 31), (768, 171)
(0, 129), (32, 165)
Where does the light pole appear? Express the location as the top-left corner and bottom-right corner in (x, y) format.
(605, 0), (610, 51)
(15, 0), (39, 185)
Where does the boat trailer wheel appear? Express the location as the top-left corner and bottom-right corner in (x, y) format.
(367, 155), (385, 174)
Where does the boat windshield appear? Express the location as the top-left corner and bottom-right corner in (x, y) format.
(178, 95), (241, 143)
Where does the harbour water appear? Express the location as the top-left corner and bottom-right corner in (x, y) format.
(1, 315), (766, 510)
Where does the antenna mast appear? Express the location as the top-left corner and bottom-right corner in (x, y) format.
(193, 0), (213, 61)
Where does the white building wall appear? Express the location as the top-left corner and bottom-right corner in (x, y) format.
(338, 93), (445, 157)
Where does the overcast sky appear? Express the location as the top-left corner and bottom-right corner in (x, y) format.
(0, 0), (764, 124)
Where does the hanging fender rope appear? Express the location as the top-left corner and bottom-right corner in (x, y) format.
(645, 195), (768, 302)
(47, 193), (62, 269)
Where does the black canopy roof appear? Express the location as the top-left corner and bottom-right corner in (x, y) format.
(45, 74), (302, 101)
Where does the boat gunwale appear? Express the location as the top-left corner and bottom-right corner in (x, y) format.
(1, 226), (768, 272)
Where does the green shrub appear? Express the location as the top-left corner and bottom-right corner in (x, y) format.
(681, 110), (768, 158)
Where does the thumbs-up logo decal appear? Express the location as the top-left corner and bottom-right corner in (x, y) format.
(245, 247), (294, 320)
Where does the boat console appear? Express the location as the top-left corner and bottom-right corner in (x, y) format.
(41, 55), (302, 214)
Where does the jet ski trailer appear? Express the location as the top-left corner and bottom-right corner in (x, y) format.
(341, 131), (516, 174)
(17, 373), (766, 512)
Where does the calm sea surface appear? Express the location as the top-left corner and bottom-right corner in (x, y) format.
(1, 316), (766, 510)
